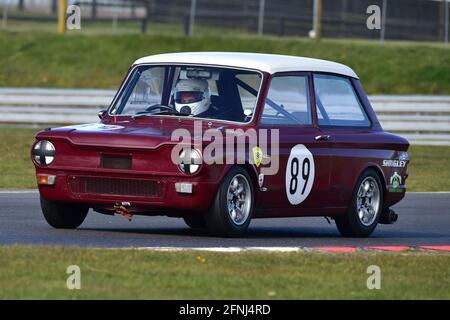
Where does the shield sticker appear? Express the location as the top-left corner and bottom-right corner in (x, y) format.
(253, 146), (263, 167)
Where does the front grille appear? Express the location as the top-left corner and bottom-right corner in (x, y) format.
(69, 176), (162, 198)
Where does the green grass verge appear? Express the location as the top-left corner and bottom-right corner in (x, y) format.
(0, 246), (448, 299)
(0, 128), (449, 191)
(0, 128), (37, 189)
(407, 145), (450, 192)
(0, 30), (449, 94)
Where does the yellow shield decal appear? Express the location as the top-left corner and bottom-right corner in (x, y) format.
(253, 146), (263, 167)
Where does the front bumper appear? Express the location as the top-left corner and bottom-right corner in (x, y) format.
(37, 169), (217, 213)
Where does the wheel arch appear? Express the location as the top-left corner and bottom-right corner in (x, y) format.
(356, 163), (387, 207)
(218, 163), (260, 204)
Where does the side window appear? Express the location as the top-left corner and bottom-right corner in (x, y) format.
(314, 74), (370, 127)
(261, 75), (311, 125)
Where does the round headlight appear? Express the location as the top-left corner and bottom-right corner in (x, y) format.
(32, 140), (56, 166)
(178, 148), (202, 174)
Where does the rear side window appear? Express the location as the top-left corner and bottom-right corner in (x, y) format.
(261, 75), (311, 125)
(313, 74), (370, 127)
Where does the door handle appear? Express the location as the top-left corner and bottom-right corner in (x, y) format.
(315, 134), (331, 141)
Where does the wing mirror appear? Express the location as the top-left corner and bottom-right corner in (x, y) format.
(98, 109), (107, 120)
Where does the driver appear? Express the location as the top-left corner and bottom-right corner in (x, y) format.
(173, 79), (213, 117)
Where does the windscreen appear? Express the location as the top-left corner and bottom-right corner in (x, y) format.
(110, 65), (262, 123)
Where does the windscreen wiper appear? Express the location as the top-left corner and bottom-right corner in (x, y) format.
(132, 110), (191, 119)
(152, 110), (191, 116)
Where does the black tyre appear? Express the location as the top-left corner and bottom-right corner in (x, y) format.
(205, 167), (254, 237)
(183, 215), (207, 229)
(335, 169), (383, 237)
(40, 197), (88, 229)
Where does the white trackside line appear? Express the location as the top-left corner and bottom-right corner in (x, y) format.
(243, 247), (301, 252)
(102, 246), (450, 253)
(130, 246), (306, 253)
(0, 190), (39, 194)
(136, 247), (245, 253)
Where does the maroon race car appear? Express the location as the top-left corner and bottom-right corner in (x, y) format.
(31, 52), (409, 237)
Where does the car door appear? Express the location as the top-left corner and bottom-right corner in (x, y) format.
(256, 72), (333, 214)
(311, 73), (374, 207)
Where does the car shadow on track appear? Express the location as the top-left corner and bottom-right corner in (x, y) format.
(76, 225), (449, 240)
(78, 226), (339, 238)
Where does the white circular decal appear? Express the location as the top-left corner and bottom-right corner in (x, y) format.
(285, 144), (315, 205)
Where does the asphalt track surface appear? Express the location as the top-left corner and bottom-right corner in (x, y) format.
(0, 191), (449, 248)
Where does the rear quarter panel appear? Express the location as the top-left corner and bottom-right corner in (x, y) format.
(328, 130), (409, 209)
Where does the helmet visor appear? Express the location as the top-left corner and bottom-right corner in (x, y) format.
(174, 91), (204, 104)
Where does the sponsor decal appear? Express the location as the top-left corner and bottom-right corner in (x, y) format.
(382, 159), (406, 168)
(285, 144), (315, 205)
(389, 172), (403, 193)
(252, 146), (263, 168)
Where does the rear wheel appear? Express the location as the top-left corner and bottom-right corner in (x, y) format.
(335, 169), (383, 237)
(205, 167), (254, 237)
(40, 197), (88, 229)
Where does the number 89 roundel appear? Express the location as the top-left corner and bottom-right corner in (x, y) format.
(285, 144), (315, 205)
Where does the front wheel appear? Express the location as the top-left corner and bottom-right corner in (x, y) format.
(335, 169), (383, 237)
(40, 197), (88, 229)
(205, 167), (254, 237)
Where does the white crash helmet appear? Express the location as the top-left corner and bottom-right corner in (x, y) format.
(173, 79), (211, 115)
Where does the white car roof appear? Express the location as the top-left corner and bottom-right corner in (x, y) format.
(134, 52), (359, 79)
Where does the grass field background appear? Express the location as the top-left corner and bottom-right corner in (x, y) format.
(0, 30), (449, 94)
(1, 128), (448, 191)
(0, 246), (448, 299)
